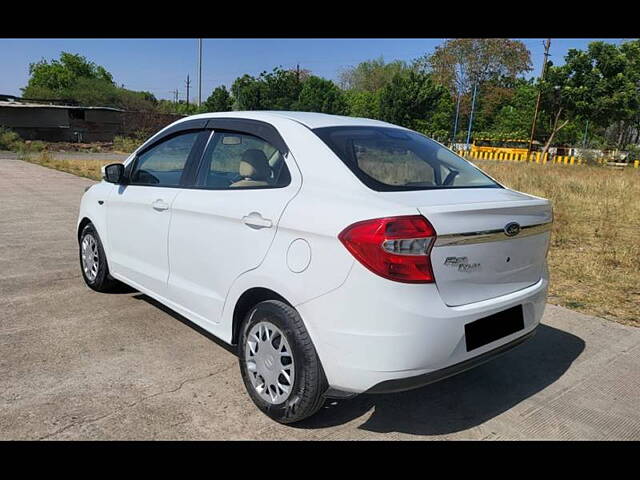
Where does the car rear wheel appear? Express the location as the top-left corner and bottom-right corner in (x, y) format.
(79, 223), (121, 292)
(238, 300), (328, 424)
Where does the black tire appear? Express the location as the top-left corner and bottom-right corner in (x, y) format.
(79, 223), (121, 292)
(238, 300), (328, 424)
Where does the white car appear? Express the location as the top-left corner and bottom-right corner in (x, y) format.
(77, 111), (552, 423)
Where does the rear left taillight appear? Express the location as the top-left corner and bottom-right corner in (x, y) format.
(338, 215), (437, 284)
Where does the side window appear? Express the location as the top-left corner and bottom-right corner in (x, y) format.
(197, 131), (290, 189)
(130, 131), (200, 186)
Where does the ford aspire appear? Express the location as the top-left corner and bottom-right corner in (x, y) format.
(77, 111), (552, 423)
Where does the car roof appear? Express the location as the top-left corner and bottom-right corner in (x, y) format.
(181, 110), (403, 130)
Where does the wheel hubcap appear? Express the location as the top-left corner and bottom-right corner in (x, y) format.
(245, 321), (295, 404)
(81, 234), (99, 282)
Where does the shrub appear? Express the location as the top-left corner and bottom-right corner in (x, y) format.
(0, 127), (24, 151)
(112, 131), (148, 153)
(17, 141), (46, 154)
(575, 149), (603, 166)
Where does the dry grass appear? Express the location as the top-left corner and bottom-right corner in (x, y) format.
(473, 159), (640, 326)
(19, 151), (115, 181)
(17, 152), (640, 326)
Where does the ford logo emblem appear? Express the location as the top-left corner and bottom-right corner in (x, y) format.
(504, 222), (521, 237)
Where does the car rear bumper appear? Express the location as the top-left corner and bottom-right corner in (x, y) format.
(366, 326), (537, 394)
(296, 262), (548, 394)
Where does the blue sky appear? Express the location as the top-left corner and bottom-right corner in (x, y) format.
(0, 38), (627, 101)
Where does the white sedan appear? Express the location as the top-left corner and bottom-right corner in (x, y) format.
(77, 111), (552, 423)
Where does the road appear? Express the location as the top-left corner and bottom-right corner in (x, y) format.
(1, 157), (639, 440)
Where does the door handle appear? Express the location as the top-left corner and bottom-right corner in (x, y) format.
(242, 212), (273, 230)
(152, 199), (170, 211)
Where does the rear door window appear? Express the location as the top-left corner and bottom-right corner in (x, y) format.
(196, 131), (291, 189)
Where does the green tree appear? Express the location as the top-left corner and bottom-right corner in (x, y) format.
(537, 61), (589, 156)
(203, 85), (233, 112)
(21, 51), (156, 111)
(378, 71), (453, 134)
(231, 67), (302, 110)
(23, 52), (114, 97)
(344, 90), (382, 119)
(538, 40), (640, 154)
(418, 39), (532, 98)
(339, 57), (410, 92)
(475, 78), (537, 137)
(418, 39), (532, 142)
(156, 99), (200, 115)
(296, 76), (348, 114)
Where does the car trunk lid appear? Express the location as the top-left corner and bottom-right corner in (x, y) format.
(380, 188), (552, 306)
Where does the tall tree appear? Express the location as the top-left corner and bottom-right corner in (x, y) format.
(419, 39), (532, 98)
(539, 40), (640, 154)
(203, 85), (233, 112)
(418, 39), (532, 142)
(23, 52), (115, 97)
(296, 76), (348, 114)
(483, 79), (538, 137)
(378, 71), (453, 135)
(21, 51), (156, 111)
(231, 67), (302, 110)
(339, 57), (410, 92)
(344, 90), (382, 119)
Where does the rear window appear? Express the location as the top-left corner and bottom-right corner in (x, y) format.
(313, 126), (500, 191)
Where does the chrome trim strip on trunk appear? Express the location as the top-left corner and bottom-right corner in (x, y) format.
(434, 221), (552, 247)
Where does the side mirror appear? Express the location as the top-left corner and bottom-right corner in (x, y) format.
(102, 163), (125, 184)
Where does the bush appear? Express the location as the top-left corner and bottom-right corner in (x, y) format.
(18, 141), (46, 154)
(113, 130), (149, 153)
(0, 128), (23, 151)
(575, 149), (603, 166)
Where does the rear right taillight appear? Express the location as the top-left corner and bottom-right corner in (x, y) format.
(338, 215), (437, 283)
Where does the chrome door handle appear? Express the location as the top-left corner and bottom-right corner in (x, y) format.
(152, 199), (170, 211)
(242, 212), (273, 230)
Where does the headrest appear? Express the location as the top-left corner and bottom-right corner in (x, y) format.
(239, 149), (269, 181)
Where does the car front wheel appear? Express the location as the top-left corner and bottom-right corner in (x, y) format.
(79, 223), (121, 292)
(238, 300), (328, 424)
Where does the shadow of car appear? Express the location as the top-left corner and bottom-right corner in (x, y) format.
(130, 293), (584, 435)
(296, 323), (585, 436)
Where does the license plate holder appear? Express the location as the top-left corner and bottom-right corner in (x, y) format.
(465, 305), (525, 352)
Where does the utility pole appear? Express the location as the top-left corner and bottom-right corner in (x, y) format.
(465, 82), (478, 147)
(185, 75), (191, 106)
(296, 62), (300, 82)
(582, 119), (589, 147)
(173, 89), (179, 103)
(197, 39), (203, 107)
(451, 93), (462, 147)
(527, 38), (551, 156)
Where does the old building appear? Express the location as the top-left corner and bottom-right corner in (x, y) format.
(0, 100), (124, 142)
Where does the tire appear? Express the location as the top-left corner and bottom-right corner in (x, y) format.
(238, 300), (328, 424)
(79, 223), (121, 292)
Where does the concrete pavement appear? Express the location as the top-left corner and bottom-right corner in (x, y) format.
(1, 157), (639, 440)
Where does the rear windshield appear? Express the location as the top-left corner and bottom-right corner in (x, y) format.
(313, 126), (501, 191)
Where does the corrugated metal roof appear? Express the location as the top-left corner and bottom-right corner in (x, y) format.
(0, 101), (124, 112)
